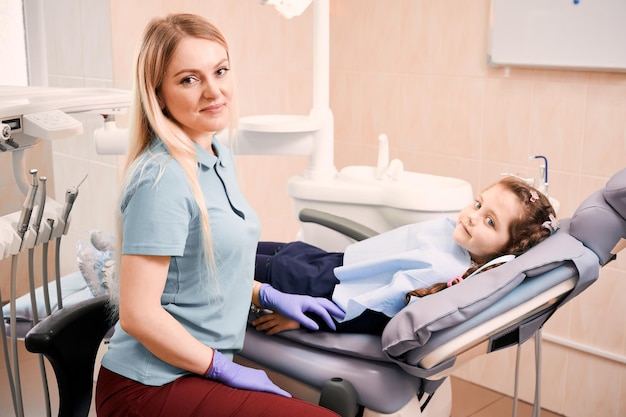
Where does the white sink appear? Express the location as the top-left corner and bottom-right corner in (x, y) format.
(337, 165), (474, 212)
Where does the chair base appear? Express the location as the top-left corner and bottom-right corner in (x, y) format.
(235, 355), (452, 417)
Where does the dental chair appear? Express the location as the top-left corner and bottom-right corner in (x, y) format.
(23, 168), (626, 417)
(238, 168), (626, 416)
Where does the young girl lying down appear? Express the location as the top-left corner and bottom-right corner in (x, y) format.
(250, 176), (558, 335)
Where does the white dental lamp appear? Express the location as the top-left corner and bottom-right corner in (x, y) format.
(243, 0), (335, 180)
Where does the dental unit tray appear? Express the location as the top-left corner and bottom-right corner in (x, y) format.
(238, 168), (626, 415)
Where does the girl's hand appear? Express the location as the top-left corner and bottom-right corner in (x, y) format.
(252, 312), (301, 335)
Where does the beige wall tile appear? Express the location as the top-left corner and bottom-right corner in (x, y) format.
(569, 267), (626, 354)
(529, 81), (587, 173)
(437, 0), (490, 77)
(482, 78), (533, 165)
(395, 0), (440, 74)
(582, 84), (626, 177)
(397, 74), (484, 159)
(564, 351), (624, 417)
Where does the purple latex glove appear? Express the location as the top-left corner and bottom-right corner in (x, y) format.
(258, 283), (346, 331)
(205, 350), (291, 397)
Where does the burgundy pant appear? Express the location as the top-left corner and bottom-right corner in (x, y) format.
(96, 367), (339, 417)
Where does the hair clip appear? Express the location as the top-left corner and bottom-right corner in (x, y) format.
(542, 213), (560, 234)
(447, 275), (464, 288)
(529, 189), (539, 202)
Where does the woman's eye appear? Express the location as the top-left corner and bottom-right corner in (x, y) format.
(216, 67), (230, 77)
(180, 76), (198, 85)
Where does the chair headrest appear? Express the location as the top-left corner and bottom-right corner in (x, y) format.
(569, 168), (626, 265)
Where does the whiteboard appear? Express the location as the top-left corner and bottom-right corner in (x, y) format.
(488, 0), (626, 72)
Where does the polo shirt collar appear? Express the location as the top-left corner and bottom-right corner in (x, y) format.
(195, 135), (230, 170)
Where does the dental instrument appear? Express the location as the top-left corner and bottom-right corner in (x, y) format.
(32, 176), (47, 236)
(55, 174), (87, 311)
(17, 169), (39, 248)
(60, 173), (87, 234)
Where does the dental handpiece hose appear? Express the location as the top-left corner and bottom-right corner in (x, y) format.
(29, 176), (47, 323)
(8, 168), (38, 417)
(27, 176), (52, 417)
(33, 177), (50, 312)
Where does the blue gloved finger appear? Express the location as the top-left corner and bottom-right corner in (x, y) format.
(317, 298), (346, 319)
(265, 383), (292, 398)
(296, 312), (321, 331)
(305, 302), (339, 331)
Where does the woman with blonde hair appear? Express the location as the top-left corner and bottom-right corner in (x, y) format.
(96, 13), (341, 417)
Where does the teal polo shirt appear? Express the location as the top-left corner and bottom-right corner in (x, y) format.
(102, 136), (260, 386)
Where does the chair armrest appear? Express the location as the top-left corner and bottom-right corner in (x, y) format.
(25, 295), (115, 417)
(298, 208), (378, 242)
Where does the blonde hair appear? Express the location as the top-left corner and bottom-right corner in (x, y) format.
(110, 14), (235, 308)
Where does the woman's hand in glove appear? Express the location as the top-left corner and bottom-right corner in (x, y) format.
(258, 283), (345, 331)
(205, 350), (291, 397)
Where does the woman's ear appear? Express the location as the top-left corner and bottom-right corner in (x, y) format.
(157, 95), (165, 110)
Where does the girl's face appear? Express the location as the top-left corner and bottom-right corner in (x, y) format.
(158, 36), (232, 147)
(452, 183), (521, 262)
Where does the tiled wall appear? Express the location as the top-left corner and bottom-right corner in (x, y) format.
(2, 0), (623, 416)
